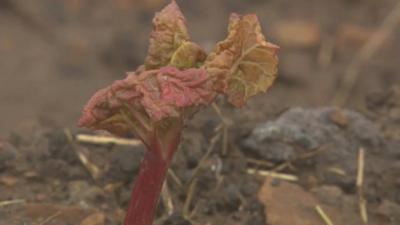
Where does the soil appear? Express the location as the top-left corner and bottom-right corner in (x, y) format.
(0, 0), (399, 225)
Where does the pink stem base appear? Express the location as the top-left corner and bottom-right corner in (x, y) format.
(123, 150), (169, 225)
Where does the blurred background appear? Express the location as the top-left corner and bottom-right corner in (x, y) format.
(1, 0), (400, 225)
(1, 0), (399, 135)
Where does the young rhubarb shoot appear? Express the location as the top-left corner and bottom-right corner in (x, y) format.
(78, 1), (278, 225)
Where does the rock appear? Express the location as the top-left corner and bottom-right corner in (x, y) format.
(258, 179), (339, 225)
(81, 212), (106, 225)
(272, 21), (320, 48)
(0, 175), (18, 187)
(376, 200), (400, 222)
(328, 108), (349, 127)
(242, 107), (383, 188)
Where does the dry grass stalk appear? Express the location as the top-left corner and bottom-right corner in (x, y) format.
(167, 168), (183, 188)
(35, 210), (62, 225)
(161, 182), (174, 216)
(247, 168), (298, 181)
(188, 131), (221, 185)
(246, 158), (275, 167)
(64, 128), (102, 180)
(357, 148), (368, 224)
(315, 205), (335, 225)
(0, 199), (25, 207)
(76, 134), (142, 146)
(183, 178), (198, 219)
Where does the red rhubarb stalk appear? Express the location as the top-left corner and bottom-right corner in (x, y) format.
(78, 1), (279, 225)
(124, 132), (181, 225)
(124, 150), (169, 225)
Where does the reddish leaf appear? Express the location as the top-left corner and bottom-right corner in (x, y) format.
(78, 66), (214, 143)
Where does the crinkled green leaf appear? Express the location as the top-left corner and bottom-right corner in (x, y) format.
(205, 13), (279, 107)
(170, 41), (206, 69)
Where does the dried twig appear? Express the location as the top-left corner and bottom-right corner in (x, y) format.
(76, 134), (142, 146)
(212, 103), (231, 155)
(316, 205), (335, 225)
(333, 1), (400, 105)
(245, 158), (275, 168)
(221, 125), (229, 156)
(183, 178), (198, 219)
(328, 167), (347, 176)
(247, 168), (298, 181)
(167, 168), (183, 188)
(0, 199), (25, 208)
(211, 103), (231, 126)
(161, 182), (174, 216)
(357, 148), (368, 224)
(35, 210), (62, 225)
(188, 132), (221, 185)
(64, 128), (102, 180)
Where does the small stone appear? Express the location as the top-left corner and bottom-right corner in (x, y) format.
(0, 175), (18, 187)
(329, 108), (349, 127)
(35, 194), (47, 201)
(104, 182), (123, 193)
(81, 212), (106, 225)
(24, 171), (39, 178)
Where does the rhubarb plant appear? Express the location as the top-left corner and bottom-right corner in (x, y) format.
(78, 1), (278, 225)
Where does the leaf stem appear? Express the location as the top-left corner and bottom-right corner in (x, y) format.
(123, 150), (169, 225)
